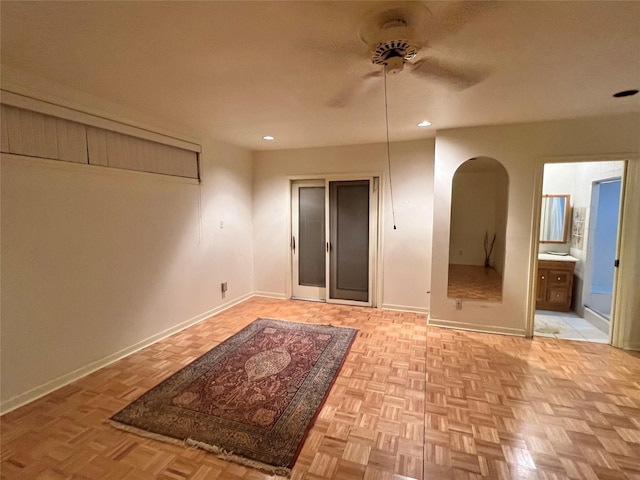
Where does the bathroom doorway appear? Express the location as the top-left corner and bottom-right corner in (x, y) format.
(533, 161), (624, 343)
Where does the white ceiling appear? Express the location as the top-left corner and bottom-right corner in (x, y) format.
(1, 1), (639, 151)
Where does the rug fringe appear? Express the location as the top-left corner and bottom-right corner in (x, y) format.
(106, 420), (190, 449)
(260, 317), (358, 332)
(106, 420), (291, 477)
(186, 439), (291, 477)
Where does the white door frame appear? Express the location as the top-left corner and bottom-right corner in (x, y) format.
(287, 173), (382, 308)
(291, 179), (327, 301)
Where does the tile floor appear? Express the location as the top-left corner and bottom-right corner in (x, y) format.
(534, 309), (609, 343)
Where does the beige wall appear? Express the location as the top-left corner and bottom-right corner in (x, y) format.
(253, 140), (434, 312)
(494, 168), (509, 276)
(2, 72), (638, 414)
(0, 140), (255, 411)
(449, 171), (499, 267)
(430, 114), (640, 344)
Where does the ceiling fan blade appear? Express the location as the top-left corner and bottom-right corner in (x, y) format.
(326, 70), (382, 108)
(410, 58), (489, 89)
(298, 37), (368, 62)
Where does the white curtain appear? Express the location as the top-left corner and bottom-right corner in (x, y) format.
(540, 197), (565, 241)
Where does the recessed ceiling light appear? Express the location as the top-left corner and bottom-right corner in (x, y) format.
(613, 89), (638, 98)
(262, 135), (275, 141)
(417, 120), (432, 127)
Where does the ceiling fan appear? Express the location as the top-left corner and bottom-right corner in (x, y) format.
(327, 2), (492, 107)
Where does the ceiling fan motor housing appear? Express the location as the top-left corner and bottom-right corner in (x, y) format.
(370, 39), (418, 73)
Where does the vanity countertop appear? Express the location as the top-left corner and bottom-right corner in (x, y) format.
(538, 253), (579, 262)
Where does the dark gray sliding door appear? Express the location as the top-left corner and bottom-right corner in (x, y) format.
(329, 180), (370, 302)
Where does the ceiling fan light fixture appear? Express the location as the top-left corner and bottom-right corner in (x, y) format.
(417, 120), (432, 127)
(385, 56), (405, 75)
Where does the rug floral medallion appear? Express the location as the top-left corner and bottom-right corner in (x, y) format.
(110, 318), (357, 476)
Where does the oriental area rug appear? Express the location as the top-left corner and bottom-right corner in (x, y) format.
(109, 318), (357, 476)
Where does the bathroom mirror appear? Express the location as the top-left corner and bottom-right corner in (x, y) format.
(540, 194), (570, 243)
(448, 157), (509, 302)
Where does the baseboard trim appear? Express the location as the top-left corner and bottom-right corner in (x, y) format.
(583, 307), (610, 334)
(0, 292), (254, 416)
(622, 341), (640, 351)
(252, 291), (288, 299)
(428, 317), (526, 337)
(381, 303), (429, 315)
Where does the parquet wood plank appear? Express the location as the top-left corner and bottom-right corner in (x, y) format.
(2, 297), (640, 479)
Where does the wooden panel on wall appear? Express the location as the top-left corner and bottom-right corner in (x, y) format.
(1, 89), (201, 154)
(1, 105), (10, 152)
(1, 103), (199, 180)
(0, 104), (87, 164)
(86, 126), (109, 167)
(86, 126), (199, 179)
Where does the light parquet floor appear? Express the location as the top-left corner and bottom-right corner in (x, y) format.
(2, 297), (640, 480)
(448, 265), (503, 302)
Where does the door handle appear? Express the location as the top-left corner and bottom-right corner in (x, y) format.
(292, 236), (296, 254)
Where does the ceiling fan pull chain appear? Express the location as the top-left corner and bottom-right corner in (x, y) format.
(384, 67), (397, 230)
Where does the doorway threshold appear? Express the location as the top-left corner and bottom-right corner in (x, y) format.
(291, 297), (326, 303)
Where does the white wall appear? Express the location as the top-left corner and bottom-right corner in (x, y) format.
(0, 139), (254, 412)
(430, 113), (640, 341)
(494, 168), (509, 275)
(253, 140), (434, 312)
(449, 171), (501, 267)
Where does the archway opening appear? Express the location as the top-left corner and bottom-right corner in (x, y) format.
(448, 157), (509, 302)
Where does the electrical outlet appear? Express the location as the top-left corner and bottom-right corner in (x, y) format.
(221, 282), (228, 293)
(455, 298), (462, 310)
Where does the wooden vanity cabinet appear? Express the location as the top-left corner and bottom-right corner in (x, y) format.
(536, 260), (576, 312)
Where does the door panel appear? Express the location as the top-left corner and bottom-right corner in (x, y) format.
(299, 187), (326, 287)
(536, 269), (547, 303)
(291, 181), (326, 301)
(585, 178), (621, 319)
(329, 180), (369, 302)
